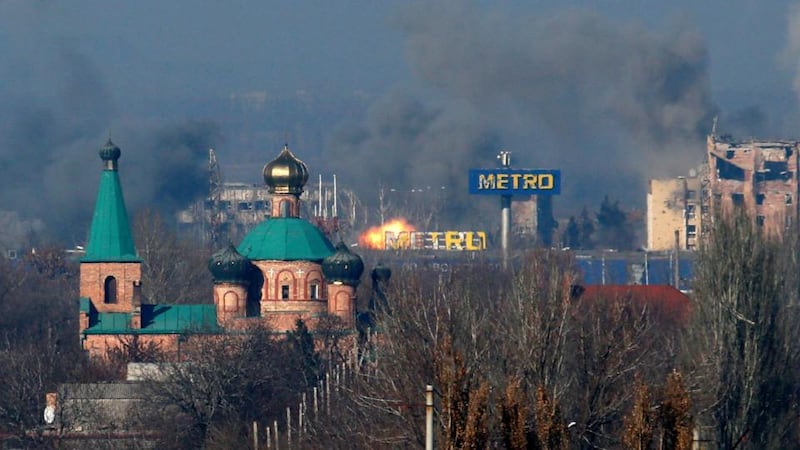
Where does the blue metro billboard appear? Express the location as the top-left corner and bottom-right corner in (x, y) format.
(468, 169), (561, 195)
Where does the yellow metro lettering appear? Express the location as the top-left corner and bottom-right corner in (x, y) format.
(510, 173), (523, 189)
(539, 174), (554, 190)
(495, 173), (508, 189)
(444, 231), (462, 250)
(478, 174), (495, 189)
(522, 174), (537, 189)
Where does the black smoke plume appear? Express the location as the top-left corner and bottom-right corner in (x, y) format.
(0, 45), (220, 246)
(327, 2), (716, 224)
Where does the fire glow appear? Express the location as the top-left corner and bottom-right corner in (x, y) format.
(359, 218), (417, 250)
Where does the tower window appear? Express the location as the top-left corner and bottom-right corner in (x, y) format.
(104, 276), (118, 304)
(310, 283), (319, 300)
(756, 193), (765, 205)
(281, 285), (290, 300)
(280, 201), (290, 217)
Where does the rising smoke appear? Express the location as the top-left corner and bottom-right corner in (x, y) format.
(0, 44), (220, 245)
(327, 2), (716, 224)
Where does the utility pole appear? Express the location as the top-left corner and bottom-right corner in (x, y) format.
(425, 385), (434, 450)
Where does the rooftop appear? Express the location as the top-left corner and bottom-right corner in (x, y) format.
(82, 169), (140, 263)
(83, 301), (219, 335)
(237, 217), (335, 261)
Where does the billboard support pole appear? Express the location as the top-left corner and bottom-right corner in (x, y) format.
(468, 156), (560, 265)
(498, 151), (512, 268)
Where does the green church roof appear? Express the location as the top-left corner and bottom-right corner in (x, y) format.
(82, 167), (140, 262)
(83, 304), (220, 335)
(237, 217), (335, 261)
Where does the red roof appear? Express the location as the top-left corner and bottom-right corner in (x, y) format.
(578, 285), (691, 325)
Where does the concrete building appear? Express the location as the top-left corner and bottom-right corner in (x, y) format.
(648, 133), (799, 250)
(177, 181), (272, 243)
(79, 140), (363, 358)
(705, 134), (799, 235)
(646, 175), (702, 251)
(512, 195), (557, 246)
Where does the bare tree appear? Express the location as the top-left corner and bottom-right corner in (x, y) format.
(143, 323), (315, 449)
(133, 209), (212, 304)
(659, 370), (692, 450)
(622, 378), (654, 450)
(688, 214), (800, 448)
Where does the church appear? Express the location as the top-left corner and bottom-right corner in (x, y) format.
(78, 139), (364, 357)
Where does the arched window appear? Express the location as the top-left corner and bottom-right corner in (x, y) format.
(104, 276), (118, 304)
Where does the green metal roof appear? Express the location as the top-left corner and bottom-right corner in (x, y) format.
(79, 297), (91, 313)
(83, 304), (220, 335)
(82, 170), (140, 262)
(238, 217), (335, 261)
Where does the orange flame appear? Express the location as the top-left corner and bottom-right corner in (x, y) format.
(359, 218), (417, 250)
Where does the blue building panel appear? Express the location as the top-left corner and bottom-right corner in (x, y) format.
(575, 253), (694, 291)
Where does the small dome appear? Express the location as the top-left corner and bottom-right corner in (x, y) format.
(371, 263), (392, 283)
(99, 138), (121, 162)
(208, 244), (251, 284)
(263, 144), (309, 195)
(322, 242), (364, 286)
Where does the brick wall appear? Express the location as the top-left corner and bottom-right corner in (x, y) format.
(80, 262), (142, 313)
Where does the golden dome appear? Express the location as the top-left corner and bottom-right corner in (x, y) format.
(262, 144), (309, 195)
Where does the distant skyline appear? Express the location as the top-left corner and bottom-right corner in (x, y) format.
(2, 0), (800, 241)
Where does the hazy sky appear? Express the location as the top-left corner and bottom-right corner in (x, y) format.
(2, 0), (800, 240)
(1, 1), (793, 101)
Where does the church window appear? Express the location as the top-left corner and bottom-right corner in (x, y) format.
(104, 276), (118, 304)
(310, 283), (319, 300)
(280, 200), (290, 217)
(281, 285), (290, 300)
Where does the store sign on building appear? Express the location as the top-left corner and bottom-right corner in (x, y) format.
(384, 231), (487, 251)
(468, 169), (561, 195)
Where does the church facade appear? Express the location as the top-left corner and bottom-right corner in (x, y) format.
(78, 140), (363, 358)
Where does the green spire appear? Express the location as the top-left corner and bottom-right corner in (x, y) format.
(82, 140), (140, 262)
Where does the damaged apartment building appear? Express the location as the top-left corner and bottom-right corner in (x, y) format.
(647, 134), (800, 251)
(706, 134), (798, 233)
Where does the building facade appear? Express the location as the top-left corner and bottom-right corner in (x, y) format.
(705, 134), (799, 235)
(646, 176), (702, 251)
(79, 140), (363, 358)
(648, 133), (800, 250)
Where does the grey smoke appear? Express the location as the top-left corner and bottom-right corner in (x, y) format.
(786, 4), (800, 97)
(327, 2), (716, 221)
(0, 45), (220, 245)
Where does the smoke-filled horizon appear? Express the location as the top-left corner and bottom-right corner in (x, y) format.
(1, 0), (799, 245)
(328, 3), (718, 227)
(0, 43), (220, 245)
